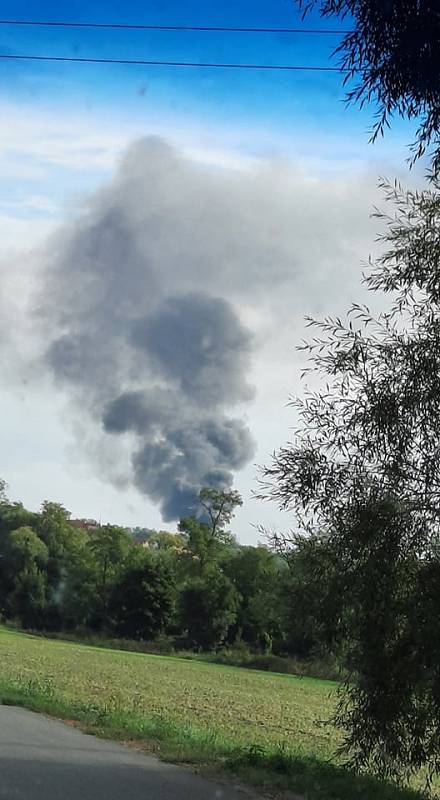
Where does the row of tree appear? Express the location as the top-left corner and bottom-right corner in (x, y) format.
(0, 484), (328, 657)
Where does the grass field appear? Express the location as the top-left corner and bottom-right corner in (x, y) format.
(0, 627), (425, 800)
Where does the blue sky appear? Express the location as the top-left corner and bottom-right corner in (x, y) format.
(0, 0), (416, 231)
(0, 0), (412, 160)
(0, 2), (422, 539)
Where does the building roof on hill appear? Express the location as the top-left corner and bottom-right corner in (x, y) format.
(70, 519), (100, 531)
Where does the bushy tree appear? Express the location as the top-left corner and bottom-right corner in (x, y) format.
(87, 525), (131, 625)
(32, 502), (87, 627)
(109, 553), (175, 640)
(177, 516), (213, 574)
(0, 504), (40, 613)
(6, 527), (49, 626)
(278, 535), (349, 659)
(223, 546), (284, 649)
(0, 502), (37, 539)
(180, 568), (239, 649)
(8, 526), (48, 572)
(261, 180), (440, 783)
(57, 545), (95, 629)
(36, 502), (77, 570)
(9, 563), (48, 628)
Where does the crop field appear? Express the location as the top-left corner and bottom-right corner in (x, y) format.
(0, 627), (338, 756)
(0, 627), (423, 800)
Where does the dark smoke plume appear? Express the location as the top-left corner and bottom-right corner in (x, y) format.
(41, 138), (257, 520)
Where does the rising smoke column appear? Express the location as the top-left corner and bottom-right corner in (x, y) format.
(41, 138), (256, 520)
(102, 292), (255, 520)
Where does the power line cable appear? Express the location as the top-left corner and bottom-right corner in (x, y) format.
(0, 18), (352, 35)
(0, 52), (347, 71)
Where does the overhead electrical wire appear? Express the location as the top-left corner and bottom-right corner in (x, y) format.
(0, 17), (350, 73)
(0, 52), (347, 71)
(0, 19), (352, 35)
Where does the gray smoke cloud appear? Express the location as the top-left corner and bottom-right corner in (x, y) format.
(130, 293), (254, 406)
(99, 292), (255, 519)
(40, 138), (261, 520)
(103, 388), (253, 520)
(37, 135), (380, 521)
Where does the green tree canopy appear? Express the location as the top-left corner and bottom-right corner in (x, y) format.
(6, 527), (49, 627)
(8, 526), (48, 571)
(179, 488), (242, 573)
(261, 180), (440, 782)
(87, 525), (132, 625)
(223, 546), (284, 648)
(180, 568), (239, 650)
(109, 553), (175, 640)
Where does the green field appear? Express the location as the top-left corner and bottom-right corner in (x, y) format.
(0, 628), (423, 799)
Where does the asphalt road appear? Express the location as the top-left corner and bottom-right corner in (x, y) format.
(0, 706), (255, 800)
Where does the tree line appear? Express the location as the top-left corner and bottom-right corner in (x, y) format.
(0, 484), (332, 660)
